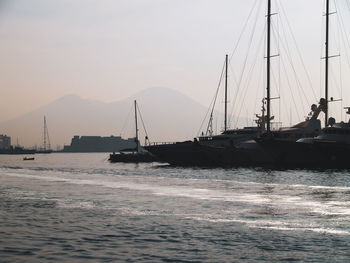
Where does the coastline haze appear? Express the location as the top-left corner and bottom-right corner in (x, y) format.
(0, 88), (235, 148)
(1, 0), (349, 146)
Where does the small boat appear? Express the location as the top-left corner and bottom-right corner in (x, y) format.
(109, 150), (157, 163)
(144, 55), (262, 166)
(109, 100), (159, 163)
(23, 157), (35, 161)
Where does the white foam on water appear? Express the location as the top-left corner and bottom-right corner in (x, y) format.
(254, 226), (350, 235)
(309, 185), (350, 191)
(186, 216), (350, 235)
(2, 169), (350, 218)
(2, 186), (96, 210)
(56, 200), (95, 209)
(3, 167), (350, 193)
(1, 171), (271, 204)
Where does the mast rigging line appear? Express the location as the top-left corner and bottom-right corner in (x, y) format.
(270, 13), (314, 112)
(136, 103), (151, 144)
(280, 49), (302, 121)
(229, 0), (260, 61)
(334, 0), (350, 68)
(273, 19), (312, 110)
(197, 58), (226, 136)
(277, 0), (317, 102)
(346, 0), (350, 12)
(119, 103), (134, 137)
(225, 1), (262, 113)
(324, 0), (347, 123)
(233, 28), (266, 128)
(228, 0), (264, 126)
(346, 0), (350, 11)
(329, 60), (342, 102)
(334, 0), (347, 120)
(252, 58), (266, 124)
(332, 2), (343, 102)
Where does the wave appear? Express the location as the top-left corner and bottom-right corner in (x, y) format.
(2, 169), (350, 218)
(186, 216), (350, 236)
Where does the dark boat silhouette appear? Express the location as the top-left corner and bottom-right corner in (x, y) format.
(23, 157), (35, 161)
(109, 100), (158, 163)
(145, 53), (265, 166)
(145, 0), (324, 167)
(254, 0), (350, 169)
(109, 149), (157, 163)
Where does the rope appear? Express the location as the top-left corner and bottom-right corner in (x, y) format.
(234, 27), (266, 128)
(119, 103), (133, 137)
(279, 1), (317, 102)
(229, 0), (260, 61)
(280, 52), (302, 121)
(274, 18), (311, 111)
(197, 59), (226, 136)
(335, 0), (350, 67)
(136, 103), (150, 144)
(229, 0), (263, 126)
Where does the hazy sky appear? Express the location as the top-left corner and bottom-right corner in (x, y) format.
(1, 0), (350, 126)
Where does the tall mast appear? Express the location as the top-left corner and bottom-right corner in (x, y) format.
(42, 116), (51, 150)
(224, 54), (228, 131)
(134, 100), (139, 151)
(266, 0), (272, 133)
(325, 0), (329, 126)
(43, 116), (47, 150)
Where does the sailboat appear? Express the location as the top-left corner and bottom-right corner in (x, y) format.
(145, 0), (325, 167)
(252, 0), (350, 168)
(260, 0), (350, 169)
(36, 116), (53, 154)
(108, 100), (158, 163)
(199, 0), (329, 167)
(144, 55), (262, 166)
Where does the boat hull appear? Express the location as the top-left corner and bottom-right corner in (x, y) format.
(108, 152), (158, 163)
(144, 141), (253, 167)
(256, 138), (350, 169)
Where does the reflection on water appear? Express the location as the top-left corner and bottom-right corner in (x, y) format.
(0, 153), (350, 262)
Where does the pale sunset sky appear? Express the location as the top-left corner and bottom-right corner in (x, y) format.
(1, 0), (350, 125)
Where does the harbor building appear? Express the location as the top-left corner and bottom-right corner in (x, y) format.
(0, 135), (11, 149)
(63, 135), (136, 152)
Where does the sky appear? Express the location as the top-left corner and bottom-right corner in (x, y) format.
(1, 0), (350, 127)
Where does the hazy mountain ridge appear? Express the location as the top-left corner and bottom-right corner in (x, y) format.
(0, 88), (229, 148)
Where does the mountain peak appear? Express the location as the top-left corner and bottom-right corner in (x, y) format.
(57, 93), (81, 100)
(0, 88), (223, 147)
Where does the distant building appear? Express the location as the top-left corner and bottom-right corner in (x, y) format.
(62, 135), (136, 152)
(0, 135), (11, 149)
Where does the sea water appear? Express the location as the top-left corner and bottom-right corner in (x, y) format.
(1, 153), (350, 262)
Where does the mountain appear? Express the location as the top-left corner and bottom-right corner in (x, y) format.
(0, 88), (232, 148)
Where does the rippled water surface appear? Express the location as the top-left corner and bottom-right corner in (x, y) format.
(1, 153), (350, 262)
